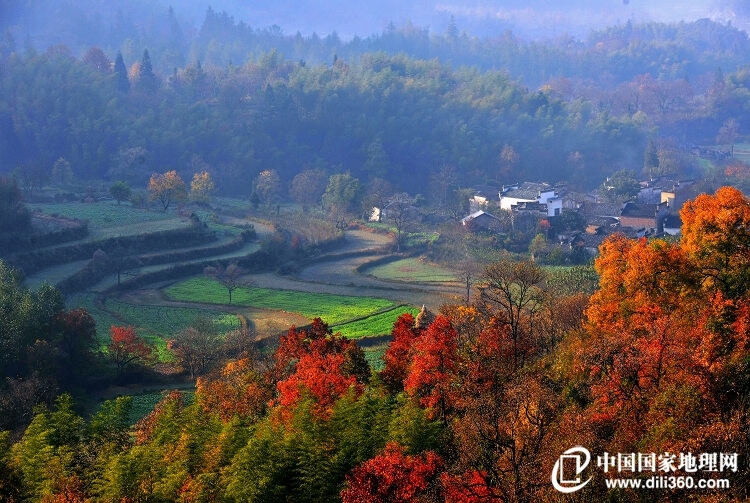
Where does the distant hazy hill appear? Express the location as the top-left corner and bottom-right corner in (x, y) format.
(1, 0), (748, 47)
(170, 0), (750, 38)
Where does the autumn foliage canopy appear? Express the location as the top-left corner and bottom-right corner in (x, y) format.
(2, 187), (749, 503)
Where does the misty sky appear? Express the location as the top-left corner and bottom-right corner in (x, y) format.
(1, 0), (748, 45)
(187, 0), (749, 39)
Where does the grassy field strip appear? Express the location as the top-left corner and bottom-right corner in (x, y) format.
(88, 241), (261, 292)
(87, 219), (189, 240)
(32, 202), (173, 228)
(136, 232), (240, 260)
(103, 299), (240, 362)
(126, 389), (195, 424)
(166, 277), (395, 325)
(365, 257), (458, 283)
(24, 259), (90, 289)
(332, 306), (420, 339)
(361, 343), (388, 371)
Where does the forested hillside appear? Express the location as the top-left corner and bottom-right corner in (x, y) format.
(0, 48), (646, 194)
(2, 45), (748, 195)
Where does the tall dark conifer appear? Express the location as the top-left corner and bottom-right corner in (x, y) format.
(138, 49), (157, 91)
(113, 51), (130, 92)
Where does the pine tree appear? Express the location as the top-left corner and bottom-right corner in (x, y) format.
(138, 49), (157, 91)
(114, 51), (130, 92)
(644, 139), (659, 177)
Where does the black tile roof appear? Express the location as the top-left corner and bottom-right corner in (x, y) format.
(621, 202), (657, 218)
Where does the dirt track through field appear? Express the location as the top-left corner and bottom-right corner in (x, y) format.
(251, 229), (464, 309)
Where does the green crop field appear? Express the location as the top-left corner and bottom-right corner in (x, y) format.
(32, 201), (188, 240)
(67, 294), (122, 346)
(166, 277), (394, 325)
(362, 343), (389, 372)
(333, 306), (420, 339)
(32, 201), (173, 228)
(366, 257), (458, 283)
(543, 265), (599, 295)
(65, 294), (239, 361)
(103, 299), (240, 361)
(24, 259), (90, 288)
(105, 299), (240, 337)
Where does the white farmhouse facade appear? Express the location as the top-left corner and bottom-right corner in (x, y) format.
(499, 182), (563, 217)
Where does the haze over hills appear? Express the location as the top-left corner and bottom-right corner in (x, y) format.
(1, 0), (749, 49)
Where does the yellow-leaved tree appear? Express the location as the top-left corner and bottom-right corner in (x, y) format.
(148, 171), (187, 211)
(190, 171), (215, 204)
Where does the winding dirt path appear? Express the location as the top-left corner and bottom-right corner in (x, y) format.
(250, 229), (464, 309)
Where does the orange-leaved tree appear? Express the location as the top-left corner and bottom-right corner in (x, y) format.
(148, 170), (186, 211)
(189, 171), (215, 204)
(570, 186), (750, 489)
(196, 357), (272, 422)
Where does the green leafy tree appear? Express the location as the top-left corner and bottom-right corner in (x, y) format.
(0, 177), (30, 233)
(601, 168), (640, 202)
(109, 181), (131, 205)
(51, 157), (73, 185)
(290, 169), (327, 209)
(322, 173), (362, 214)
(529, 233), (547, 262)
(644, 139), (659, 176)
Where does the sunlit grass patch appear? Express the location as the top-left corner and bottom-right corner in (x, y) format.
(333, 306), (420, 339)
(366, 257), (457, 283)
(165, 277), (394, 325)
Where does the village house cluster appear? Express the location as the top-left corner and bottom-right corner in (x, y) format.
(459, 177), (696, 257)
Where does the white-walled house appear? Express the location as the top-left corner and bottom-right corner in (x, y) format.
(499, 182), (563, 217)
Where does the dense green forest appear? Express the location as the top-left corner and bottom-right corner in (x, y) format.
(2, 6), (749, 195)
(2, 44), (748, 195)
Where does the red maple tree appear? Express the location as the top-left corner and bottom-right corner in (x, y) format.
(341, 443), (443, 503)
(107, 325), (153, 375)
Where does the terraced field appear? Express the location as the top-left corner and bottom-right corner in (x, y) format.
(365, 257), (458, 283)
(24, 259), (90, 289)
(88, 240), (261, 292)
(32, 201), (189, 241)
(332, 306), (420, 339)
(32, 201), (173, 227)
(66, 293), (240, 362)
(165, 277), (395, 325)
